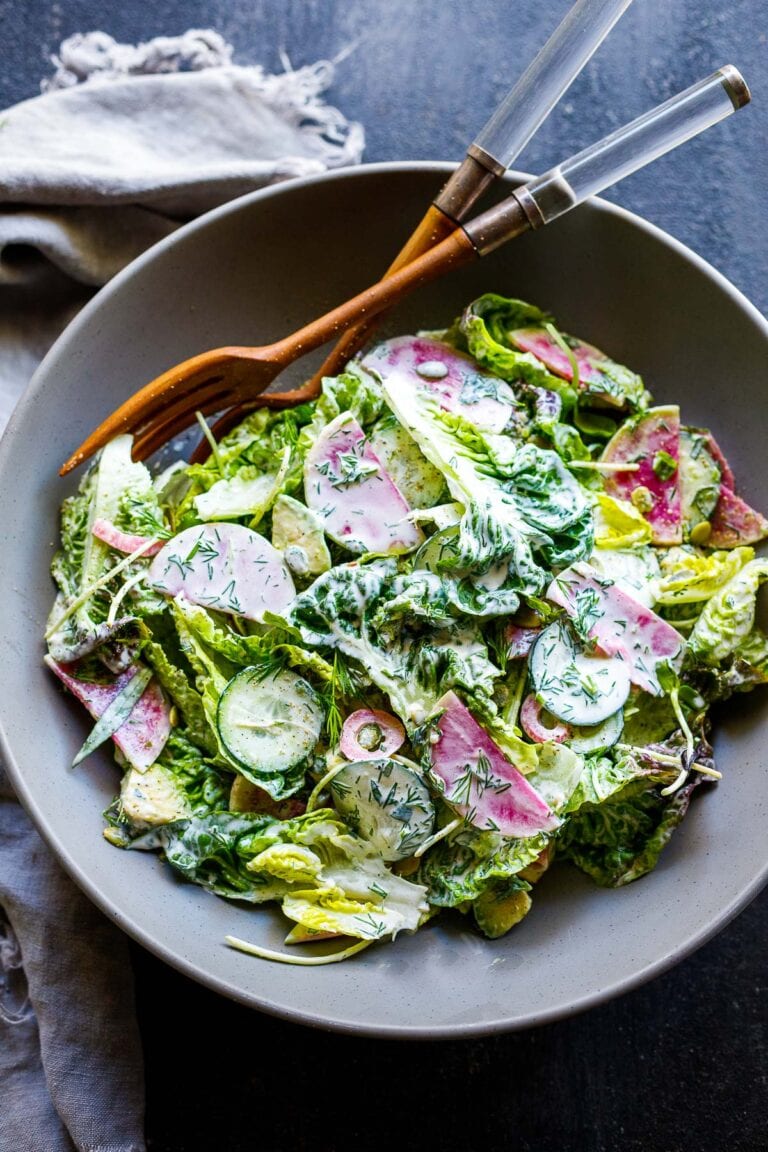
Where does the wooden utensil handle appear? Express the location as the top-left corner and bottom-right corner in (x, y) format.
(307, 203), (459, 380)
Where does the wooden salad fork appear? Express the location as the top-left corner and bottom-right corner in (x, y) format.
(60, 66), (749, 475)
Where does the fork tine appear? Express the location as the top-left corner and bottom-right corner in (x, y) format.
(59, 348), (261, 475)
(131, 387), (238, 461)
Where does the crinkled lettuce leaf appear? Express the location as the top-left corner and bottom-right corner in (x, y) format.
(379, 375), (593, 594)
(416, 825), (550, 907)
(689, 558), (768, 663)
(286, 560), (501, 726)
(657, 546), (754, 606)
(558, 778), (698, 887)
(593, 493), (652, 550)
(458, 293), (646, 410)
(132, 808), (429, 939)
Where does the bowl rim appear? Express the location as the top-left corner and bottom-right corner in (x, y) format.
(3, 159), (768, 1039)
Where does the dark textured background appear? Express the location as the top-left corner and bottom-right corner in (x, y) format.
(4, 2), (767, 1149)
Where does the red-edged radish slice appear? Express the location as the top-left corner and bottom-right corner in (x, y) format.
(510, 328), (609, 389)
(362, 335), (516, 434)
(45, 655), (170, 771)
(708, 486), (768, 548)
(304, 413), (423, 555)
(428, 691), (558, 837)
(148, 523), (295, 621)
(520, 694), (571, 744)
(92, 517), (164, 557)
(701, 430), (735, 489)
(547, 561), (683, 696)
(340, 709), (406, 760)
(505, 624), (541, 659)
(601, 405), (682, 545)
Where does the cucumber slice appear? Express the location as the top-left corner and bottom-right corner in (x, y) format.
(529, 620), (631, 726)
(217, 668), (323, 778)
(567, 709), (624, 754)
(330, 757), (435, 861)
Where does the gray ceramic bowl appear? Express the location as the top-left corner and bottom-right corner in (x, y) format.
(2, 163), (767, 1038)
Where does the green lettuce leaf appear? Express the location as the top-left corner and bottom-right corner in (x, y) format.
(689, 558), (768, 663)
(287, 560), (501, 726)
(558, 779), (698, 887)
(380, 375), (593, 593)
(416, 825), (550, 907)
(131, 808), (429, 938)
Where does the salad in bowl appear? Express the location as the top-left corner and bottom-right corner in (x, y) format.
(43, 293), (768, 962)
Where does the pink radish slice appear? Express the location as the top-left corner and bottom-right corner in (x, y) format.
(505, 624), (541, 659)
(362, 335), (516, 434)
(148, 523), (295, 621)
(340, 709), (405, 760)
(708, 486), (768, 548)
(45, 655), (170, 771)
(428, 691), (558, 837)
(304, 413), (423, 555)
(701, 431), (735, 489)
(601, 405), (682, 545)
(547, 561), (683, 696)
(510, 328), (611, 390)
(520, 694), (571, 744)
(92, 518), (163, 557)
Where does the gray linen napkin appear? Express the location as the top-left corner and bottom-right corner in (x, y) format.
(0, 29), (363, 1152)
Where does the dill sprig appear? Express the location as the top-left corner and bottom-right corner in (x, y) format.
(322, 651), (357, 746)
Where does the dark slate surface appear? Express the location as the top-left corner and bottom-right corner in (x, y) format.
(3, 2), (766, 1148)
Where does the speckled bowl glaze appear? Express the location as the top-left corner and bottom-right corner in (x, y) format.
(2, 164), (767, 1038)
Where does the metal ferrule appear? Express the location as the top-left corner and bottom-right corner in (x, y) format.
(719, 65), (751, 110)
(434, 152), (500, 222)
(461, 192), (532, 257)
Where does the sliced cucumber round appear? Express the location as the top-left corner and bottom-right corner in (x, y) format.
(217, 667), (323, 778)
(413, 526), (462, 573)
(567, 709), (624, 754)
(529, 620), (631, 726)
(330, 757), (435, 861)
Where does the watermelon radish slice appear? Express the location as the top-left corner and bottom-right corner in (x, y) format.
(427, 691), (558, 837)
(520, 694), (571, 744)
(509, 328), (640, 408)
(362, 335), (517, 434)
(701, 430), (735, 489)
(304, 412), (423, 555)
(148, 523), (295, 621)
(45, 655), (170, 771)
(547, 561), (683, 696)
(505, 624), (542, 659)
(601, 405), (682, 545)
(708, 486), (768, 548)
(92, 517), (164, 557)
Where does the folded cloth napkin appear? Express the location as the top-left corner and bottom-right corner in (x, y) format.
(0, 29), (363, 1152)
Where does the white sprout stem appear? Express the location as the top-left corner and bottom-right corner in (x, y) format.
(660, 765), (690, 797)
(305, 759), (350, 813)
(543, 321), (580, 392)
(195, 410), (224, 472)
(413, 817), (461, 859)
(45, 536), (160, 639)
(225, 935), (373, 965)
(615, 743), (721, 780)
(107, 570), (147, 626)
(569, 461), (641, 472)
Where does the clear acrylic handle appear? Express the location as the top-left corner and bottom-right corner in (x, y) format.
(466, 67), (750, 254)
(472, 0), (635, 169)
(524, 66), (750, 225)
